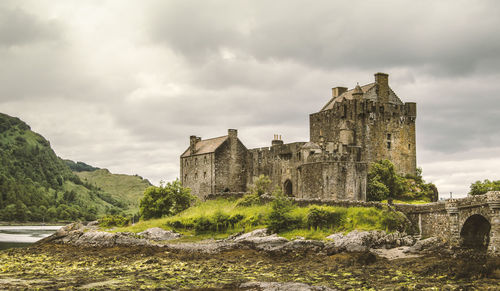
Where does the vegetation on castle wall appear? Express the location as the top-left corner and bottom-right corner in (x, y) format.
(469, 179), (500, 195)
(367, 160), (438, 202)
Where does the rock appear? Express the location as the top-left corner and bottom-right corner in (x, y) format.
(325, 230), (416, 254)
(73, 231), (116, 247)
(245, 234), (289, 252)
(406, 237), (443, 253)
(233, 228), (269, 242)
(138, 227), (181, 241)
(115, 232), (150, 246)
(281, 240), (325, 254)
(87, 221), (99, 227)
(239, 281), (335, 291)
(232, 228), (290, 252)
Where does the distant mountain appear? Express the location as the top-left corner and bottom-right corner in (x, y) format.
(76, 169), (152, 215)
(0, 112), (148, 222)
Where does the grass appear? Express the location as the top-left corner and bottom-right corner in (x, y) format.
(112, 197), (410, 240)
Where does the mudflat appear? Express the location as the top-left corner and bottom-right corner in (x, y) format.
(0, 243), (498, 290)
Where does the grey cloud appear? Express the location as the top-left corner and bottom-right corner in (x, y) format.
(1, 1), (499, 196)
(149, 0), (500, 77)
(0, 4), (60, 47)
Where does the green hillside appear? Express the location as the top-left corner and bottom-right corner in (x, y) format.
(76, 169), (151, 214)
(0, 112), (142, 222)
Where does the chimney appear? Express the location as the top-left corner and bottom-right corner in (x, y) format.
(190, 135), (198, 155)
(228, 129), (237, 140)
(332, 87), (348, 98)
(374, 72), (389, 103)
(272, 134), (284, 146)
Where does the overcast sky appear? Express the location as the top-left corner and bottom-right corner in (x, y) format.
(1, 0), (499, 198)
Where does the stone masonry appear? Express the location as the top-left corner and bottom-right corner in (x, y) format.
(180, 72), (417, 201)
(395, 191), (500, 255)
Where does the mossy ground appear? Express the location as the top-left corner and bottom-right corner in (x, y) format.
(0, 244), (498, 290)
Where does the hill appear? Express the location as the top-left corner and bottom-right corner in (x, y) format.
(76, 169), (151, 214)
(0, 112), (147, 222)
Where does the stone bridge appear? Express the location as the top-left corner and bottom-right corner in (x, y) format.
(395, 191), (500, 255)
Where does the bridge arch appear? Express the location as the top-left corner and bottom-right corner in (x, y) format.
(460, 214), (491, 249)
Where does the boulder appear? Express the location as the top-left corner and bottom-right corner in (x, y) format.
(232, 229), (289, 252)
(406, 237), (444, 253)
(115, 232), (150, 246)
(73, 231), (116, 247)
(281, 239), (325, 254)
(138, 227), (181, 241)
(233, 228), (269, 242)
(324, 230), (415, 254)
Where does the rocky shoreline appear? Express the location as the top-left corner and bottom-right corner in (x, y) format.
(1, 222), (497, 290)
(38, 222), (448, 259)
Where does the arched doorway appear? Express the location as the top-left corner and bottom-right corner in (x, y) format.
(460, 214), (491, 249)
(284, 179), (293, 197)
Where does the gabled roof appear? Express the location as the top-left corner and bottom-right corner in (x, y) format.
(301, 142), (321, 150)
(320, 82), (403, 112)
(181, 135), (228, 157)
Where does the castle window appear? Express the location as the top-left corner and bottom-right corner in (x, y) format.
(184, 174), (187, 182)
(204, 156), (207, 164)
(387, 142), (391, 150)
(195, 173), (198, 180)
(387, 133), (391, 140)
(408, 144), (411, 150)
(195, 158), (198, 166)
(203, 172), (207, 179)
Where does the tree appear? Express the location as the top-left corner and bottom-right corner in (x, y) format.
(367, 160), (407, 201)
(139, 179), (195, 220)
(469, 179), (500, 195)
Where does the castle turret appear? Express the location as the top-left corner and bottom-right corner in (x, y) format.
(352, 83), (363, 100)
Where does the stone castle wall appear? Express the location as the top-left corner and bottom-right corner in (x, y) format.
(180, 153), (215, 199)
(214, 137), (248, 193)
(309, 99), (416, 176)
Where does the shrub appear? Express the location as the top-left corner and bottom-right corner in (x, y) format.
(139, 179), (196, 220)
(194, 216), (213, 234)
(228, 214), (244, 227)
(190, 212), (246, 234)
(99, 215), (129, 227)
(235, 193), (261, 207)
(380, 210), (410, 232)
(306, 206), (346, 230)
(267, 187), (299, 233)
(249, 174), (272, 196)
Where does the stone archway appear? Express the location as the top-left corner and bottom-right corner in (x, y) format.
(284, 179), (293, 197)
(460, 214), (491, 249)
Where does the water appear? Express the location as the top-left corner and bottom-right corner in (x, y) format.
(0, 225), (62, 250)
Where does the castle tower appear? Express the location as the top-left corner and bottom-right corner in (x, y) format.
(309, 72), (417, 176)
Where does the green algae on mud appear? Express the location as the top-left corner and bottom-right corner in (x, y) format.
(0, 244), (498, 290)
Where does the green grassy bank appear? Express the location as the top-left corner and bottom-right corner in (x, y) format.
(112, 197), (409, 240)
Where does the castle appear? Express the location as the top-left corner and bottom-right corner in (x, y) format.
(180, 73), (417, 201)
